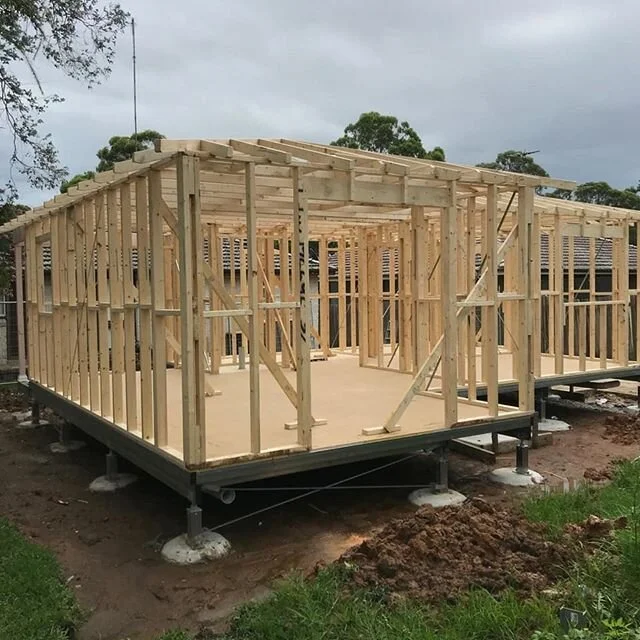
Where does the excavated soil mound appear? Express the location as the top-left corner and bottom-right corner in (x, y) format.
(603, 414), (640, 445)
(564, 514), (627, 542)
(584, 466), (614, 481)
(340, 499), (572, 603)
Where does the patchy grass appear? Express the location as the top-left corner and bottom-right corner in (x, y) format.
(217, 567), (560, 640)
(0, 518), (80, 640)
(523, 460), (640, 534)
(523, 460), (640, 637)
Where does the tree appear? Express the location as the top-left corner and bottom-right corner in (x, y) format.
(0, 1), (129, 204)
(0, 202), (27, 292)
(548, 181), (640, 209)
(60, 170), (95, 194)
(96, 129), (163, 172)
(547, 182), (640, 244)
(477, 150), (549, 178)
(331, 112), (445, 160)
(61, 130), (164, 193)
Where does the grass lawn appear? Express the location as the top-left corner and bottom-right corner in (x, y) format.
(0, 518), (80, 640)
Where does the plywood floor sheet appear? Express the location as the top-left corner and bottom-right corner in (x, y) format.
(71, 354), (523, 466)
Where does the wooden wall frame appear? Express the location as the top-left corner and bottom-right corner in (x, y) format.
(7, 139), (640, 473)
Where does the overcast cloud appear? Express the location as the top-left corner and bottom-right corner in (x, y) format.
(5, 0), (640, 205)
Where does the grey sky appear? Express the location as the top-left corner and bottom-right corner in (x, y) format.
(7, 0), (640, 205)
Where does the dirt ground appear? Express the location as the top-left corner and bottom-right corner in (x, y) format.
(1, 389), (639, 639)
(342, 498), (573, 602)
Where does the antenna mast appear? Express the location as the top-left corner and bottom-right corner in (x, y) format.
(131, 18), (138, 145)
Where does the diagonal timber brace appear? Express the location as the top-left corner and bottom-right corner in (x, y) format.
(378, 224), (519, 434)
(202, 260), (321, 425)
(256, 255), (297, 369)
(164, 326), (220, 397)
(164, 202), (319, 424)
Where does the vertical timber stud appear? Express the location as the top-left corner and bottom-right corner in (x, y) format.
(136, 176), (153, 441)
(466, 198), (477, 399)
(619, 221), (630, 366)
(246, 162), (261, 454)
(58, 212), (70, 398)
(590, 237), (597, 358)
(485, 185), (499, 416)
(532, 205), (542, 377)
(177, 154), (206, 467)
(95, 195), (111, 417)
(66, 210), (79, 401)
(338, 236), (347, 351)
(149, 169), (168, 448)
(553, 211), (564, 374)
(74, 203), (89, 408)
(350, 234), (357, 355)
(518, 187), (534, 412)
(50, 213), (63, 394)
(107, 188), (124, 425)
(85, 199), (100, 411)
(292, 167), (312, 449)
(280, 232), (291, 368)
(121, 182), (138, 431)
(358, 228), (369, 366)
(15, 243), (27, 382)
(411, 206), (427, 371)
(25, 227), (39, 383)
(441, 183), (458, 427)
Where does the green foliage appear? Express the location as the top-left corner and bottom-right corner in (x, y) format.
(331, 112), (445, 160)
(547, 181), (640, 243)
(60, 170), (95, 193)
(61, 130), (164, 193)
(549, 182), (640, 211)
(221, 567), (559, 640)
(154, 632), (195, 640)
(0, 201), (27, 292)
(524, 460), (640, 637)
(523, 460), (640, 534)
(532, 619), (640, 640)
(0, 0), (129, 203)
(0, 517), (80, 639)
(96, 129), (164, 172)
(478, 150), (549, 178)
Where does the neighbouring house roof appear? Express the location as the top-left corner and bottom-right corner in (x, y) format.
(538, 234), (638, 273)
(38, 237), (321, 273)
(37, 234), (635, 277)
(325, 235), (638, 277)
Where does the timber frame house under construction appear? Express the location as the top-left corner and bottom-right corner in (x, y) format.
(5, 139), (640, 530)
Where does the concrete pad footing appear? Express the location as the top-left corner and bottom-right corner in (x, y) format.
(489, 467), (545, 487)
(16, 420), (51, 430)
(89, 473), (137, 493)
(538, 418), (570, 433)
(458, 432), (518, 453)
(50, 440), (86, 453)
(408, 488), (466, 507)
(161, 530), (231, 565)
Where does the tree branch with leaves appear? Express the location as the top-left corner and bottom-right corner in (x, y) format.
(331, 112), (445, 160)
(0, 0), (129, 204)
